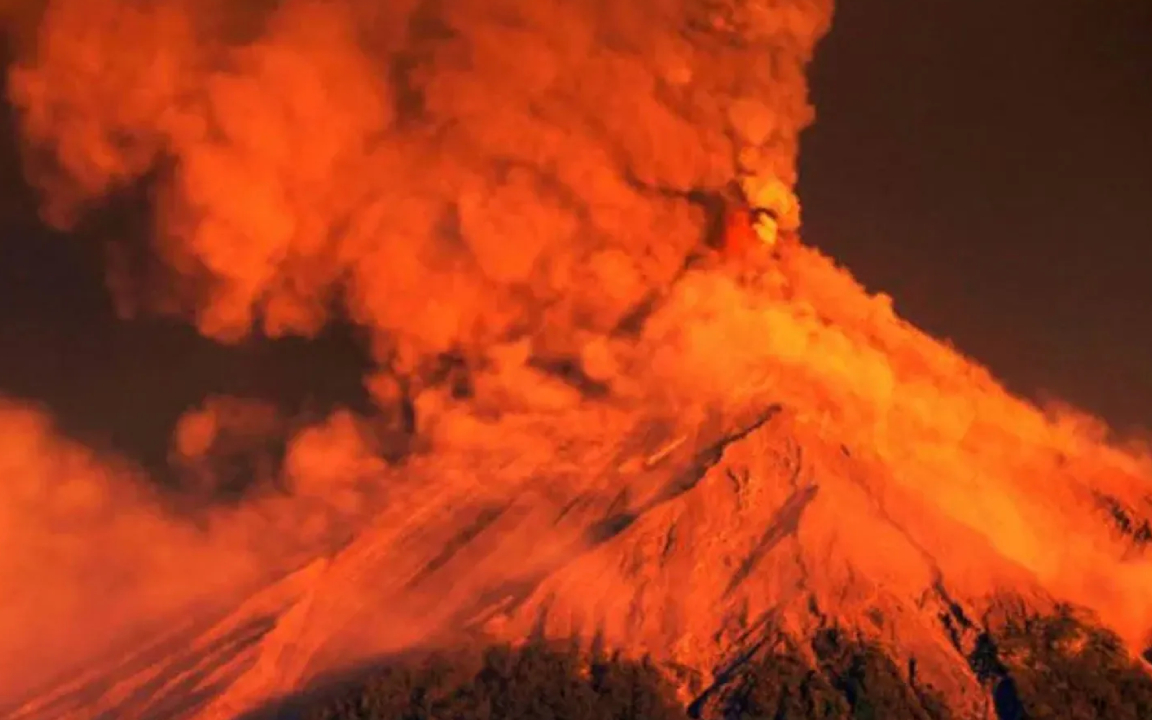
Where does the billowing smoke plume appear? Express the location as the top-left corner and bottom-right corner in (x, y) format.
(0, 0), (833, 701)
(9, 0), (830, 381)
(0, 393), (396, 700)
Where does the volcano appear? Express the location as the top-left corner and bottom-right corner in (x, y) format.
(3, 0), (1152, 719)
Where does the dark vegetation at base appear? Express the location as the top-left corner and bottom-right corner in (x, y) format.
(300, 633), (952, 720)
(711, 629), (950, 720)
(984, 606), (1152, 720)
(705, 637), (847, 719)
(300, 609), (1152, 720)
(300, 641), (688, 720)
(812, 629), (952, 720)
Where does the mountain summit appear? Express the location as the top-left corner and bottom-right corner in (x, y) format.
(2, 0), (1151, 718)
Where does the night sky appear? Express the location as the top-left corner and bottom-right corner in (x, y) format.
(1, 1), (1150, 473)
(799, 0), (1152, 432)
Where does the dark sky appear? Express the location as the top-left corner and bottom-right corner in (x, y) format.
(0, 45), (372, 475)
(798, 0), (1152, 432)
(1, 0), (1150, 473)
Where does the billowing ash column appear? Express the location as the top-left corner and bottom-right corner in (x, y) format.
(7, 0), (834, 418)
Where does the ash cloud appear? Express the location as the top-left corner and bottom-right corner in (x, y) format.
(8, 0), (831, 390)
(0, 0), (833, 702)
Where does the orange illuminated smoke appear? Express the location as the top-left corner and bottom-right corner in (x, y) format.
(719, 205), (760, 260)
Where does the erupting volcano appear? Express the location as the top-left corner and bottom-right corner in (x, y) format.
(2, 0), (1151, 718)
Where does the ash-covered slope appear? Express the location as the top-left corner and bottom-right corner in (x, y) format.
(4, 0), (1152, 718)
(9, 257), (1152, 720)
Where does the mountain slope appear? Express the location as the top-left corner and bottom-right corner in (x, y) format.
(7, 251), (1152, 720)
